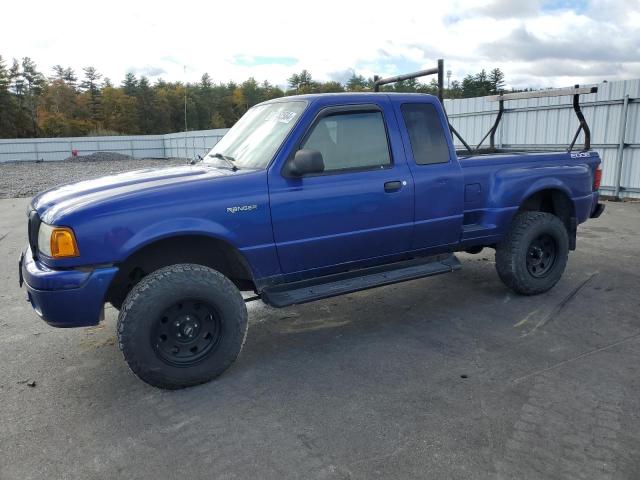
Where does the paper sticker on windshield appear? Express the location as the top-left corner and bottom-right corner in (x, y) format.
(267, 111), (297, 124)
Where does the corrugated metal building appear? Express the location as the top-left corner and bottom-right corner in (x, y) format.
(445, 79), (640, 198)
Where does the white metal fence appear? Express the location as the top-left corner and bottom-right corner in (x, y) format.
(0, 129), (229, 163)
(163, 130), (228, 159)
(0, 79), (638, 198)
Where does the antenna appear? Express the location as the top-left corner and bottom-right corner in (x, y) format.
(184, 65), (188, 160)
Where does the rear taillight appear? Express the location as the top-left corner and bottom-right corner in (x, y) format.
(593, 166), (602, 191)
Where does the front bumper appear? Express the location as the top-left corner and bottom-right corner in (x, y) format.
(20, 247), (118, 328)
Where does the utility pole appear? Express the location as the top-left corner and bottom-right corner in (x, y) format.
(184, 65), (188, 160)
(447, 70), (451, 89)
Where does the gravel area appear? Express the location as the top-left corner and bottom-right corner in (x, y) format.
(0, 154), (188, 199)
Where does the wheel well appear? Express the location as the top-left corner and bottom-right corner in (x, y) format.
(106, 235), (255, 307)
(519, 189), (576, 248)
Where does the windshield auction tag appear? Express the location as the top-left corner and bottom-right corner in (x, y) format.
(266, 111), (297, 124)
(278, 111), (296, 123)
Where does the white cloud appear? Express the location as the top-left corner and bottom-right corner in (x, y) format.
(1, 0), (639, 90)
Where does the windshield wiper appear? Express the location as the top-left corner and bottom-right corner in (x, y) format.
(209, 152), (237, 171)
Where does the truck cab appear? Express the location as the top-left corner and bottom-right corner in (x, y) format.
(268, 93), (463, 277)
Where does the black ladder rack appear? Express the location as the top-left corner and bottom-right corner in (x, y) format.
(373, 59), (598, 154)
(483, 85), (598, 152)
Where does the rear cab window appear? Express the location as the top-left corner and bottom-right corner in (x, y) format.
(400, 103), (450, 165)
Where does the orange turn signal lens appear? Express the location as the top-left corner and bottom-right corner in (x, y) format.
(50, 227), (80, 258)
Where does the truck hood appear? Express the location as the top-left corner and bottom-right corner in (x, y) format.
(32, 165), (236, 224)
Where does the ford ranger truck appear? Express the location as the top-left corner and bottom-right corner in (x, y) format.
(19, 69), (605, 389)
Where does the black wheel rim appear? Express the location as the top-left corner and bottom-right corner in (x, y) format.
(151, 300), (222, 367)
(526, 233), (557, 278)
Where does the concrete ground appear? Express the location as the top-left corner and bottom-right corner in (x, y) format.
(1, 198), (639, 480)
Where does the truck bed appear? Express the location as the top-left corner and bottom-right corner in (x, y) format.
(456, 150), (601, 246)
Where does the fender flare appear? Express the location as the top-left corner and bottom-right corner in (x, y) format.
(517, 178), (573, 208)
(116, 216), (255, 280)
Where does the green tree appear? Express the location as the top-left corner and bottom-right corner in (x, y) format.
(462, 74), (479, 97)
(122, 72), (138, 96)
(316, 81), (343, 93)
(0, 55), (16, 137)
(41, 79), (78, 117)
(51, 64), (65, 81)
(81, 66), (102, 123)
(20, 57), (46, 137)
(346, 73), (367, 91)
(473, 69), (492, 96)
(63, 67), (77, 91)
(210, 111), (226, 128)
(200, 72), (212, 89)
(288, 69), (314, 93)
(447, 80), (463, 99)
(135, 76), (157, 133)
(393, 78), (419, 93)
(101, 86), (138, 133)
(260, 80), (284, 101)
(489, 68), (505, 94)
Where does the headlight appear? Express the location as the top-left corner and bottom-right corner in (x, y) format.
(38, 223), (80, 258)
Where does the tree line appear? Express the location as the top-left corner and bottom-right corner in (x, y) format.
(0, 54), (508, 139)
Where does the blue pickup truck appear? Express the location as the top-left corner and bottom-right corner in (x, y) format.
(20, 64), (605, 389)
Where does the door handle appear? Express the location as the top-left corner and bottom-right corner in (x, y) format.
(384, 180), (403, 193)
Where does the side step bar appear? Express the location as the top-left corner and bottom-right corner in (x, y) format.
(262, 254), (461, 308)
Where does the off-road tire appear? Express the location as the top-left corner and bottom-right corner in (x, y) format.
(117, 264), (248, 389)
(495, 212), (569, 295)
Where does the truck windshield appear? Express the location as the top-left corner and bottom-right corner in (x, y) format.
(204, 100), (307, 169)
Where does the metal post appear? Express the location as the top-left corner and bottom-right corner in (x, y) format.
(437, 59), (444, 104)
(184, 66), (188, 160)
(491, 100), (504, 150)
(613, 94), (630, 199)
(473, 98), (504, 152)
(570, 85), (592, 151)
(449, 124), (473, 153)
(373, 75), (380, 92)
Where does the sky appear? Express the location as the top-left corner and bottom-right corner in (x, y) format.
(2, 0), (639, 90)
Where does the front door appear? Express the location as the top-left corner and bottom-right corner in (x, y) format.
(269, 102), (414, 275)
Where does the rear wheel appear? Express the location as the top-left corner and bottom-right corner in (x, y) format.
(495, 212), (569, 295)
(117, 264), (248, 389)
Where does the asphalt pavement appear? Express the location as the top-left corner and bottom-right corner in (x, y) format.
(1, 197), (639, 479)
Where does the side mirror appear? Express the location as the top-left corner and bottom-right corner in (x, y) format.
(287, 149), (325, 177)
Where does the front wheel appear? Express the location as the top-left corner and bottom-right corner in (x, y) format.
(495, 212), (569, 295)
(117, 264), (248, 389)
